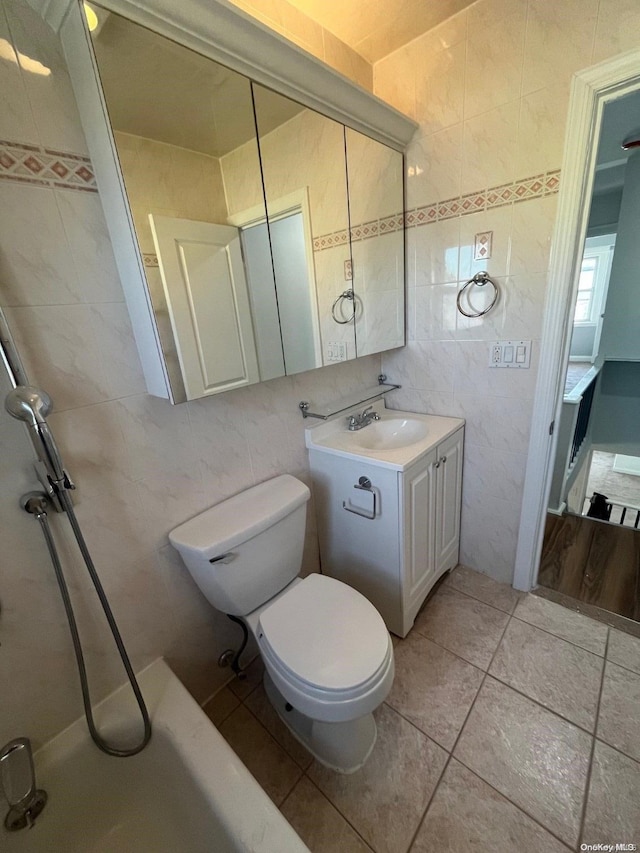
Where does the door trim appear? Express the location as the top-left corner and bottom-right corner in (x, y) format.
(513, 47), (640, 591)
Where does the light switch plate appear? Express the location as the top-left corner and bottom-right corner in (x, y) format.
(327, 341), (348, 362)
(489, 340), (531, 368)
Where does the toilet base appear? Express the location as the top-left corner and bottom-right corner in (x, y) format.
(263, 671), (377, 774)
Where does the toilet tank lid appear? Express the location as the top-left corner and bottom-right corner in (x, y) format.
(169, 475), (310, 560)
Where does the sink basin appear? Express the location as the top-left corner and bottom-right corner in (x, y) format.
(350, 418), (428, 450)
(305, 402), (465, 471)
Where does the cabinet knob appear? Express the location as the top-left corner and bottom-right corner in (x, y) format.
(441, 455), (447, 464)
(434, 461), (440, 469)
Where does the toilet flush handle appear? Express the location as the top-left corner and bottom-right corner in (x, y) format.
(209, 552), (235, 564)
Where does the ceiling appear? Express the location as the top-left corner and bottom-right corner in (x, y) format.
(92, 10), (303, 158)
(287, 0), (476, 62)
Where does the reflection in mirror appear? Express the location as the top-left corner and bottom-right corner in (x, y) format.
(90, 7), (284, 400)
(540, 87), (640, 621)
(250, 83), (356, 373)
(345, 129), (405, 357)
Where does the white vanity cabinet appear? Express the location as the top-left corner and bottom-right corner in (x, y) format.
(308, 414), (464, 637)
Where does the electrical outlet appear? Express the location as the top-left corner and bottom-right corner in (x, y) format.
(492, 344), (502, 364)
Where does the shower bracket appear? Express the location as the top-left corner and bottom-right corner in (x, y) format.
(32, 460), (74, 513)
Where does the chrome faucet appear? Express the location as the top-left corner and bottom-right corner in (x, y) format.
(0, 738), (47, 831)
(346, 405), (381, 431)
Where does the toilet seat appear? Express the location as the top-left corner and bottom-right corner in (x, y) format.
(256, 574), (394, 723)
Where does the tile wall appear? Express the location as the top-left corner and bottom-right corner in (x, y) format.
(375, 0), (640, 581)
(0, 0), (382, 747)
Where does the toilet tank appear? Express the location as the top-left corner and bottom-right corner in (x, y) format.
(169, 475), (310, 616)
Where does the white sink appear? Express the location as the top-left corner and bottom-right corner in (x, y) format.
(305, 400), (465, 471)
(350, 417), (428, 450)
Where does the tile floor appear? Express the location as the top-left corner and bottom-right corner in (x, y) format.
(203, 565), (640, 852)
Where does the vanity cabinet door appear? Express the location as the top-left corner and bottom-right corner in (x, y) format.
(402, 447), (437, 614)
(434, 428), (464, 576)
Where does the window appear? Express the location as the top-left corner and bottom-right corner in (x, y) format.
(574, 256), (597, 322)
(573, 237), (616, 325)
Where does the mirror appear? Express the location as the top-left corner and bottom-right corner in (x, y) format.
(86, 2), (407, 402)
(345, 128), (405, 356)
(250, 84), (355, 372)
(90, 7), (284, 401)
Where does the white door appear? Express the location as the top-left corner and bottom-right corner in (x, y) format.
(149, 215), (259, 400)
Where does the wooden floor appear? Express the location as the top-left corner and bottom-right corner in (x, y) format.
(539, 512), (640, 620)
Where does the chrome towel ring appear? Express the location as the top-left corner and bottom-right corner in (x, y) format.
(456, 271), (499, 318)
(331, 288), (355, 324)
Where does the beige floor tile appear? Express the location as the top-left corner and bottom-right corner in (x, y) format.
(608, 628), (640, 675)
(597, 662), (640, 762)
(414, 586), (509, 669)
(453, 677), (591, 847)
(309, 704), (447, 853)
(281, 776), (372, 853)
(444, 565), (522, 614)
(514, 595), (607, 655)
(227, 654), (265, 700)
(489, 619), (603, 730)
(412, 759), (570, 853)
(582, 741), (640, 845)
(245, 683), (313, 770)
(387, 632), (484, 750)
(202, 685), (240, 727)
(219, 705), (303, 805)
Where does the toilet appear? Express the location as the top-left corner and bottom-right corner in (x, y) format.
(169, 474), (394, 773)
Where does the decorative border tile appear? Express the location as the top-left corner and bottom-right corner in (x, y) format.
(0, 139), (97, 192)
(0, 137), (560, 248)
(312, 168), (562, 251)
(143, 253), (159, 268)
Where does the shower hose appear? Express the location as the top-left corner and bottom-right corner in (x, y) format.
(29, 489), (151, 757)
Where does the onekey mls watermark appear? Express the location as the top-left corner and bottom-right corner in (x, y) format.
(580, 845), (637, 851)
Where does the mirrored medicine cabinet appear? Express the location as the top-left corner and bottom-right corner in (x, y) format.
(51, 0), (416, 402)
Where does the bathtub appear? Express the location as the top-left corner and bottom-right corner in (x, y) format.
(2, 659), (309, 852)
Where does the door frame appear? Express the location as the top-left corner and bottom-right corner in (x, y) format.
(513, 47), (640, 591)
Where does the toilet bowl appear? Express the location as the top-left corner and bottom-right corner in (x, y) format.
(169, 474), (394, 773)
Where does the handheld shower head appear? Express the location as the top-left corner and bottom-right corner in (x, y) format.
(5, 385), (68, 489)
(5, 386), (52, 427)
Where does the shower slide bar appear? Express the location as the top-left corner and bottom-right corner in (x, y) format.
(0, 305), (27, 389)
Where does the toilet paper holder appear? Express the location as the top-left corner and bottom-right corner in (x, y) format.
(343, 476), (378, 520)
